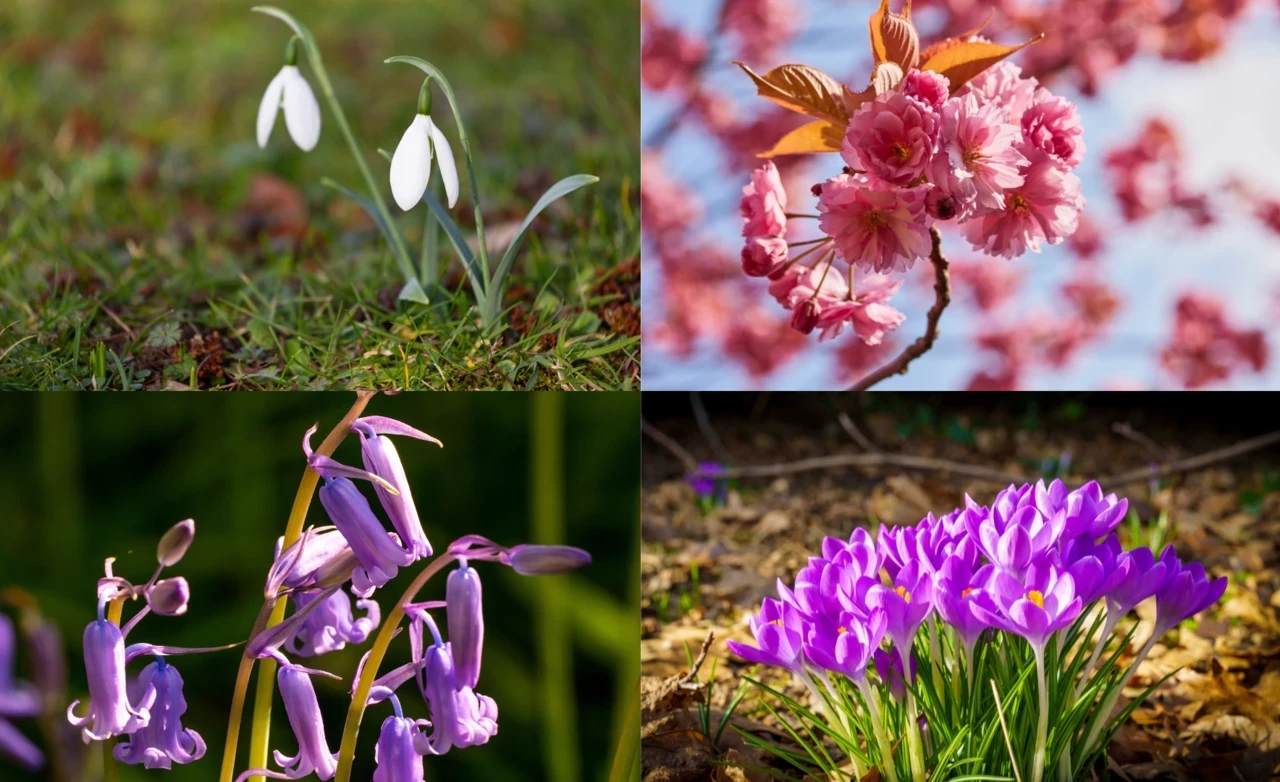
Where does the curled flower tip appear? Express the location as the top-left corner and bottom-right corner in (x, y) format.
(302, 425), (400, 495)
(353, 416), (443, 447)
(114, 658), (205, 769)
(157, 519), (196, 566)
(146, 578), (190, 617)
(501, 544), (592, 575)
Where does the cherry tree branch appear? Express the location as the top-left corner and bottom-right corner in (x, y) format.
(849, 227), (950, 391)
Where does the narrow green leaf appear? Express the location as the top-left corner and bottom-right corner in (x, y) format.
(398, 278), (430, 305)
(485, 174), (599, 315)
(421, 188), (485, 297)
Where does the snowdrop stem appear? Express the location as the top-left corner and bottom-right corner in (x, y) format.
(252, 7), (415, 284)
(421, 179), (441, 289)
(417, 78), (432, 116)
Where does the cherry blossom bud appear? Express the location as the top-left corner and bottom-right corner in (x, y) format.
(791, 300), (820, 335)
(878, 3), (920, 71)
(157, 520), (196, 567)
(146, 578), (190, 617)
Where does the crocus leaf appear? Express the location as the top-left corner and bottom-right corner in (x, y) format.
(920, 35), (1044, 91)
(757, 120), (844, 158)
(397, 278), (430, 305)
(319, 177), (418, 288)
(421, 187), (486, 298)
(485, 174), (599, 318)
(735, 63), (850, 123)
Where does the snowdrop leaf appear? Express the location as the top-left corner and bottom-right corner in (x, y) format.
(320, 178), (417, 287)
(735, 63), (849, 123)
(420, 188), (484, 297)
(397, 278), (430, 305)
(756, 120), (844, 158)
(487, 174), (598, 314)
(920, 35), (1044, 91)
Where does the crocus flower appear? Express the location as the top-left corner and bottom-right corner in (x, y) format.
(113, 658), (205, 769)
(390, 82), (459, 211)
(446, 561), (483, 689)
(932, 558), (995, 649)
(373, 698), (425, 782)
(726, 598), (805, 672)
(286, 589), (381, 658)
(975, 563), (1081, 648)
(865, 561), (934, 677)
(0, 616), (43, 771)
(1054, 533), (1130, 605)
(256, 40), (321, 152)
(963, 483), (1065, 579)
(353, 415), (442, 560)
(1105, 546), (1173, 617)
(273, 667), (339, 780)
(686, 462), (726, 500)
(802, 607), (886, 681)
(1152, 553), (1227, 637)
(67, 610), (155, 743)
(872, 647), (916, 702)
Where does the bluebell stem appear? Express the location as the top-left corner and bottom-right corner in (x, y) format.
(114, 656), (205, 769)
(446, 560), (483, 689)
(286, 589), (380, 658)
(0, 615), (43, 771)
(352, 415), (441, 560)
(304, 426), (414, 597)
(372, 693), (425, 782)
(66, 599), (156, 742)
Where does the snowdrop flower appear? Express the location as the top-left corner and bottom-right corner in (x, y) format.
(257, 37), (322, 152)
(390, 79), (459, 211)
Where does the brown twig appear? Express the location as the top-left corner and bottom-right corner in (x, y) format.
(849, 227), (950, 391)
(679, 630), (716, 689)
(642, 418), (700, 471)
(1110, 422), (1169, 461)
(837, 409), (879, 453)
(700, 452), (1027, 485)
(1101, 429), (1280, 486)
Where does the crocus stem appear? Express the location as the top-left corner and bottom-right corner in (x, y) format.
(858, 680), (899, 782)
(1032, 645), (1048, 782)
(904, 690), (926, 782)
(335, 553), (457, 782)
(1072, 612), (1119, 702)
(219, 391), (374, 782)
(1078, 632), (1159, 766)
(928, 618), (945, 698)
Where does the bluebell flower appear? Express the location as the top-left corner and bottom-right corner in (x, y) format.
(113, 657), (205, 769)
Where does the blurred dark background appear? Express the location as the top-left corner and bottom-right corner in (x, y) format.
(0, 392), (639, 781)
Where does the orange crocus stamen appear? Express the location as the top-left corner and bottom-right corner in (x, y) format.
(1027, 589), (1044, 608)
(895, 585), (912, 603)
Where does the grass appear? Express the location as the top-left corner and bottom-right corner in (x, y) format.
(0, 0), (639, 390)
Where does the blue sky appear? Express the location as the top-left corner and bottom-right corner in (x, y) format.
(643, 0), (1280, 390)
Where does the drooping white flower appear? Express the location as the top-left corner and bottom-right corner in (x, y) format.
(256, 65), (321, 152)
(390, 97), (459, 211)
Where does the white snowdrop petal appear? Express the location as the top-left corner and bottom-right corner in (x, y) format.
(427, 118), (459, 209)
(281, 66), (322, 152)
(390, 115), (433, 212)
(256, 68), (288, 148)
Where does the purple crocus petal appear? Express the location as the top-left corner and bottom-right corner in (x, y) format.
(67, 619), (154, 742)
(273, 667), (338, 780)
(1007, 599), (1051, 645)
(354, 421), (434, 560)
(501, 545), (591, 575)
(318, 477), (414, 597)
(373, 715), (425, 782)
(996, 523), (1033, 577)
(872, 647), (916, 702)
(446, 562), (484, 689)
(1066, 556), (1104, 605)
(1107, 546), (1172, 617)
(0, 718), (43, 771)
(1154, 558), (1228, 635)
(113, 658), (205, 769)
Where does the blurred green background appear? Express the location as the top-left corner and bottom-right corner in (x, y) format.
(0, 392), (640, 781)
(0, 0), (640, 389)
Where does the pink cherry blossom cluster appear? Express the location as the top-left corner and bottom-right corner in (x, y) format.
(739, 62), (1087, 344)
(1160, 293), (1267, 389)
